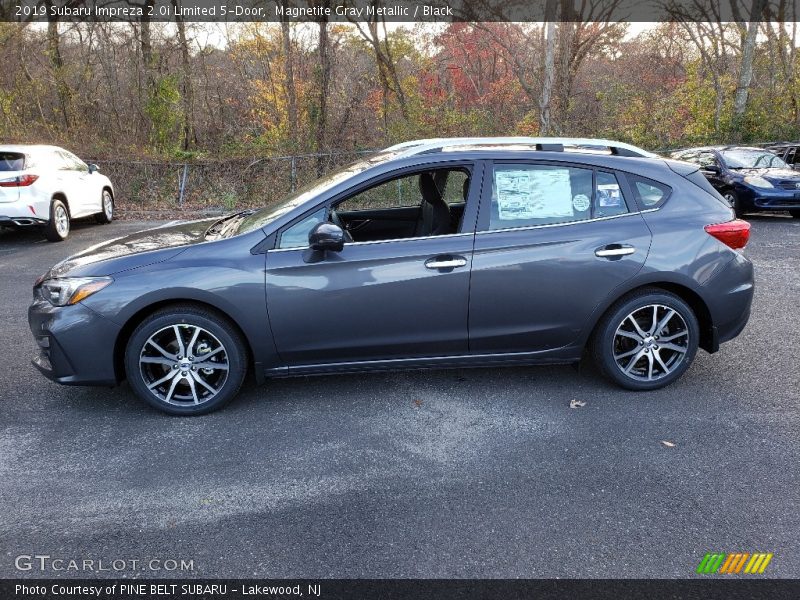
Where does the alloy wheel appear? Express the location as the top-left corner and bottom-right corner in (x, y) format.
(139, 324), (229, 406)
(612, 304), (689, 382)
(103, 191), (113, 220)
(54, 205), (69, 236)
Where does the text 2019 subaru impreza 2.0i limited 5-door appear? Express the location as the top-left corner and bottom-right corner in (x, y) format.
(29, 138), (754, 415)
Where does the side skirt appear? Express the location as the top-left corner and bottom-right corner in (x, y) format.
(263, 348), (582, 379)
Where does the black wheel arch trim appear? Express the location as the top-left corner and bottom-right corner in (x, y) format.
(579, 273), (717, 354)
(110, 290), (274, 385)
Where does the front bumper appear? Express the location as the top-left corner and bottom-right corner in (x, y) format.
(748, 188), (800, 210)
(28, 297), (122, 386)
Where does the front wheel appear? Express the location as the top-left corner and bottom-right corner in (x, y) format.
(591, 289), (699, 391)
(125, 306), (248, 415)
(723, 190), (743, 217)
(95, 189), (114, 224)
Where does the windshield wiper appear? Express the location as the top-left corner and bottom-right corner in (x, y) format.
(204, 210), (255, 239)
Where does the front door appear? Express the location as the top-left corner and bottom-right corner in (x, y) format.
(265, 164), (480, 367)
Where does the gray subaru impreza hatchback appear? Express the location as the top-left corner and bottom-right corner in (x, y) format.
(29, 138), (753, 415)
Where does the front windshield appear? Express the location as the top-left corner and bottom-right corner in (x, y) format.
(236, 150), (404, 235)
(720, 149), (789, 170)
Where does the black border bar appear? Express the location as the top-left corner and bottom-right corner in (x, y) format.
(2, 0), (798, 23)
(2, 579), (800, 600)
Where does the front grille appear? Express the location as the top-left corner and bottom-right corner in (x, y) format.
(776, 181), (800, 190)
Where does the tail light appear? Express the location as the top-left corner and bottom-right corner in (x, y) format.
(704, 219), (751, 250)
(0, 174), (39, 187)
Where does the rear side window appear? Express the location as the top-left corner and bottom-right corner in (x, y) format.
(628, 176), (672, 209)
(488, 164), (594, 229)
(594, 171), (629, 218)
(0, 152), (25, 171)
(682, 169), (730, 206)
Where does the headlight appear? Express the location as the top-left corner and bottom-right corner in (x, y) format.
(38, 276), (113, 306)
(744, 175), (773, 188)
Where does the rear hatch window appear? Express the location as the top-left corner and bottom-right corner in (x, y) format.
(0, 152), (26, 171)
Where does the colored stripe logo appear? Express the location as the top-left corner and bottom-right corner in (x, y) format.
(697, 552), (773, 574)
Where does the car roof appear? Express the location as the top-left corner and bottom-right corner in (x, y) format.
(384, 137), (658, 159)
(0, 144), (66, 155)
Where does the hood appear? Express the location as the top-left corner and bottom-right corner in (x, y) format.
(737, 167), (800, 182)
(47, 217), (218, 278)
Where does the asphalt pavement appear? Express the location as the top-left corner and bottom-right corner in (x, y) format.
(0, 215), (798, 579)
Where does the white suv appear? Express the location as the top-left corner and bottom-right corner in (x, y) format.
(0, 145), (115, 241)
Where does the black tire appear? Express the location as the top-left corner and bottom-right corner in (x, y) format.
(44, 199), (70, 242)
(790, 209), (800, 219)
(591, 288), (699, 391)
(722, 190), (743, 217)
(95, 189), (114, 224)
(124, 305), (248, 416)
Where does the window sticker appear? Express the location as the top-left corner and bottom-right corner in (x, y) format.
(572, 194), (591, 212)
(494, 168), (573, 220)
(597, 183), (623, 207)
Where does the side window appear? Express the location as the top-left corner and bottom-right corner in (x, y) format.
(49, 151), (70, 171)
(337, 173), (422, 212)
(336, 168), (469, 213)
(786, 147), (800, 166)
(332, 167), (471, 242)
(594, 171), (629, 218)
(629, 176), (672, 209)
(697, 152), (718, 169)
(278, 207), (326, 249)
(59, 151), (87, 172)
(487, 164), (593, 230)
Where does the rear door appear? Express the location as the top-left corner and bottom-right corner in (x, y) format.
(468, 161), (652, 354)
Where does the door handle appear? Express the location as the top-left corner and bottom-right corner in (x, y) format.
(425, 256), (468, 269)
(595, 244), (636, 258)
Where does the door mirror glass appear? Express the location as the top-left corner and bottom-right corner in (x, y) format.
(88, 163), (99, 174)
(309, 222), (345, 252)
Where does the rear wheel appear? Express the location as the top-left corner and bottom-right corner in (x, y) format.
(723, 191), (743, 217)
(95, 189), (114, 224)
(125, 306), (248, 416)
(790, 209), (800, 219)
(44, 199), (70, 242)
(591, 289), (699, 391)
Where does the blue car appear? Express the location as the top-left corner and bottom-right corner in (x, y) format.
(671, 146), (800, 218)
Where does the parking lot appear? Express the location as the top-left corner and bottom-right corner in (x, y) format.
(0, 215), (798, 579)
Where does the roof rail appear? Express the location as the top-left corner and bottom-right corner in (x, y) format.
(383, 137), (658, 159)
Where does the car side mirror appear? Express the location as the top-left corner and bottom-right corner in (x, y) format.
(703, 164), (720, 174)
(309, 222), (344, 253)
(88, 163), (99, 174)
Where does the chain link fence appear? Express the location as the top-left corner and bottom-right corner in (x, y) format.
(92, 150), (376, 218)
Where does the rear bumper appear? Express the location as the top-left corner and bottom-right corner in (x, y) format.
(702, 251), (754, 348)
(0, 216), (47, 228)
(0, 196), (50, 224)
(28, 298), (121, 386)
